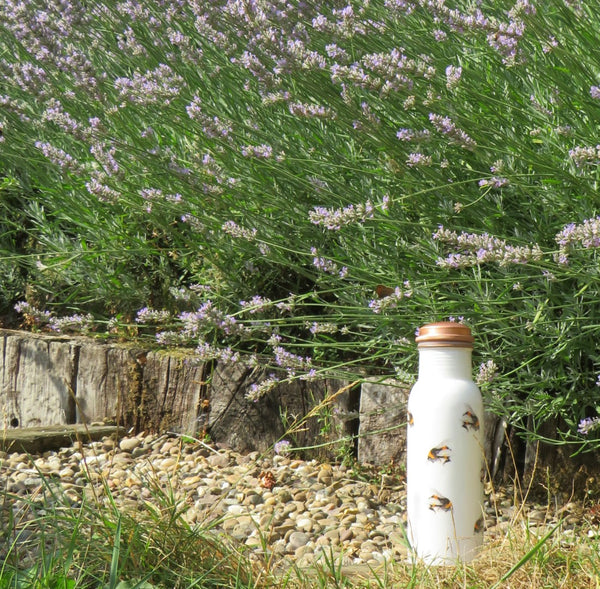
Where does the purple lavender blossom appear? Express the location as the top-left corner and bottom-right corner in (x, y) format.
(445, 65), (462, 89)
(479, 177), (510, 189)
(555, 216), (600, 263)
(241, 144), (273, 158)
(246, 375), (280, 401)
(35, 141), (83, 174)
(447, 316), (465, 323)
(406, 152), (432, 167)
(397, 128), (430, 142)
(307, 321), (338, 335)
(195, 341), (241, 364)
(578, 416), (600, 435)
(330, 63), (377, 91)
(508, 0), (537, 18)
(4, 61), (48, 95)
(136, 307), (171, 324)
(300, 368), (318, 381)
(591, 86), (600, 99)
(569, 145), (600, 167)
(240, 296), (273, 313)
(433, 225), (543, 267)
(178, 302), (249, 338)
(476, 360), (498, 385)
(289, 101), (336, 119)
(429, 113), (476, 149)
(359, 101), (381, 126)
(309, 201), (375, 230)
(274, 439), (292, 455)
(117, 26), (147, 56)
(90, 142), (120, 176)
(261, 91), (291, 106)
(114, 64), (184, 105)
(272, 344), (312, 378)
(275, 295), (296, 314)
(49, 313), (94, 333)
(42, 99), (80, 135)
(85, 174), (121, 201)
(310, 247), (347, 277)
(186, 96), (233, 138)
(222, 220), (257, 240)
(325, 44), (349, 61)
(486, 19), (526, 64)
(396, 128), (415, 141)
(14, 301), (52, 324)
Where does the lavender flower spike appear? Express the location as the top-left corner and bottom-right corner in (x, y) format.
(578, 416), (600, 435)
(274, 439), (292, 455)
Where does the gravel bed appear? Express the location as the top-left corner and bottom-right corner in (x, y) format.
(0, 432), (596, 570)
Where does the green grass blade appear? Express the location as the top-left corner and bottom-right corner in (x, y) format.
(108, 515), (122, 589)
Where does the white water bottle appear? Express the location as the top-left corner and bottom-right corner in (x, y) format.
(406, 322), (485, 564)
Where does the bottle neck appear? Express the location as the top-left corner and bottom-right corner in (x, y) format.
(417, 346), (473, 380)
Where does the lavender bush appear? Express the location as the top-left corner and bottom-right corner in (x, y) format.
(2, 0), (600, 450)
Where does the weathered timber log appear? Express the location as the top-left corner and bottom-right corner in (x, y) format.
(207, 362), (356, 456)
(75, 342), (145, 428)
(0, 331), (77, 429)
(139, 351), (208, 434)
(358, 378), (409, 466)
(0, 424), (122, 453)
(0, 329), (205, 435)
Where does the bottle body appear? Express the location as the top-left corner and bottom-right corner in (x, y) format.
(406, 346), (484, 564)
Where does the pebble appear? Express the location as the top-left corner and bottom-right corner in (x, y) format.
(288, 531), (310, 550)
(0, 433), (588, 569)
(119, 437), (142, 452)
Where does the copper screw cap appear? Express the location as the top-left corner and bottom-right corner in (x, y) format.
(415, 322), (474, 347)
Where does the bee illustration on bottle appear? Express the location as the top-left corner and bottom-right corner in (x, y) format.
(474, 515), (484, 534)
(407, 411), (414, 427)
(427, 444), (451, 464)
(428, 493), (453, 512)
(462, 406), (480, 431)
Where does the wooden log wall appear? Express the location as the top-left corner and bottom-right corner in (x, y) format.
(0, 329), (208, 434)
(2, 328), (599, 498)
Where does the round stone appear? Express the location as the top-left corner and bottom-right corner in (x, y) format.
(339, 528), (354, 542)
(231, 523), (254, 540)
(119, 437), (142, 452)
(131, 446), (148, 459)
(227, 504), (246, 516)
(244, 492), (264, 506)
(287, 531), (310, 551)
(207, 452), (230, 469)
(58, 467), (75, 479)
(296, 517), (313, 532)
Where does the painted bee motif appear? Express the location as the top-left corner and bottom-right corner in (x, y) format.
(462, 407), (480, 431)
(407, 411), (414, 426)
(474, 515), (484, 534)
(427, 444), (451, 464)
(428, 494), (453, 512)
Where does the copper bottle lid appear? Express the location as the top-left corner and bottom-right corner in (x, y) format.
(415, 321), (474, 347)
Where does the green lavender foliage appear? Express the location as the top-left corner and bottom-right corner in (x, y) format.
(2, 0), (600, 447)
